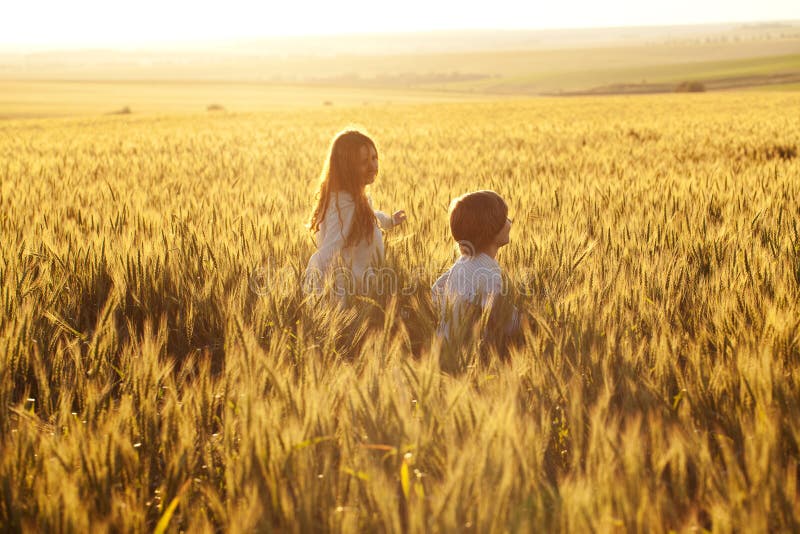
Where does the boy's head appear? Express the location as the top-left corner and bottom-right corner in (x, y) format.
(449, 190), (510, 256)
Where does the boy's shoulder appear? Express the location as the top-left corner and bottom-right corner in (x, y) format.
(444, 253), (502, 276)
(431, 254), (503, 296)
(474, 253), (502, 272)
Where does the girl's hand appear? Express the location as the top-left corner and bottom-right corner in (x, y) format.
(392, 210), (407, 227)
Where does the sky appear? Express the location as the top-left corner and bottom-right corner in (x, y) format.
(1, 0), (798, 50)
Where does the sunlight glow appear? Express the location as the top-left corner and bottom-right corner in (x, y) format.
(2, 0), (798, 49)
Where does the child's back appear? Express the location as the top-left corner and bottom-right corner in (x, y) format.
(431, 190), (520, 343)
(432, 252), (519, 340)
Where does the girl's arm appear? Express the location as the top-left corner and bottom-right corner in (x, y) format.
(369, 196), (406, 230)
(311, 196), (355, 268)
(374, 210), (395, 230)
(304, 197), (355, 294)
(375, 210), (407, 229)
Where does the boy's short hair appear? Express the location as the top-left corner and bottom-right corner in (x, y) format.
(449, 190), (508, 255)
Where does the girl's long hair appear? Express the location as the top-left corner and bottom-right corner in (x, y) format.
(309, 129), (378, 247)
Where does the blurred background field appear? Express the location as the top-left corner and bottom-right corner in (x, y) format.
(1, 23), (799, 119)
(0, 80), (491, 119)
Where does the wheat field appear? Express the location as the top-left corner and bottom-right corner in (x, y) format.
(1, 92), (799, 532)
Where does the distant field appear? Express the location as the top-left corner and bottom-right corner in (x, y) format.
(421, 53), (800, 94)
(1, 37), (798, 119)
(1, 57), (799, 121)
(744, 81), (800, 91)
(0, 80), (493, 120)
(4, 37), (799, 82)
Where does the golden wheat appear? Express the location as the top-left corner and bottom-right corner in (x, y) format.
(0, 92), (799, 532)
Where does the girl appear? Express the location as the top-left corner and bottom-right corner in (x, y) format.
(304, 129), (406, 296)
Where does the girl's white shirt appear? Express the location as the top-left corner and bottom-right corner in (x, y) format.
(431, 253), (519, 340)
(304, 191), (394, 294)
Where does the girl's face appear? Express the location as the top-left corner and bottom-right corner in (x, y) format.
(358, 144), (379, 186)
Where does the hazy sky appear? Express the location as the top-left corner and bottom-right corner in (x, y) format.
(2, 0), (798, 49)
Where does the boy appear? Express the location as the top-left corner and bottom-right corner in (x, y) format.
(431, 190), (521, 344)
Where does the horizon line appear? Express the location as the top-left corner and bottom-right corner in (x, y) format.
(1, 18), (799, 54)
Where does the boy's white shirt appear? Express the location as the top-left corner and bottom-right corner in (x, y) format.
(431, 253), (519, 339)
(304, 191), (394, 294)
